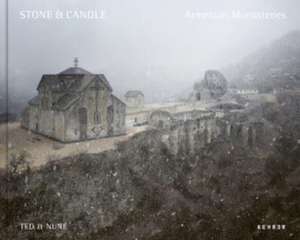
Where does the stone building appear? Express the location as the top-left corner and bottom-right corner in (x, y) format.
(191, 70), (228, 102)
(149, 108), (266, 155)
(124, 90), (144, 108)
(21, 59), (126, 142)
(148, 110), (174, 130)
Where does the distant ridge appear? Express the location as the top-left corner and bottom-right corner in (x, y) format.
(223, 30), (300, 92)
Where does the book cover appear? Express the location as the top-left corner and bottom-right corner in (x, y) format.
(1, 1), (299, 239)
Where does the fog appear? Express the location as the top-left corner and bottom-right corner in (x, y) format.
(1, 0), (300, 103)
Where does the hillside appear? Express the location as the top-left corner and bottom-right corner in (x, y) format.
(224, 30), (300, 92)
(2, 103), (300, 239)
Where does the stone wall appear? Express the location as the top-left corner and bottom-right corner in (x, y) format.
(165, 119), (265, 155)
(64, 88), (110, 141)
(164, 117), (216, 155)
(63, 91), (126, 141)
(21, 104), (65, 141)
(112, 96), (127, 136)
(151, 110), (265, 155)
(148, 110), (174, 131)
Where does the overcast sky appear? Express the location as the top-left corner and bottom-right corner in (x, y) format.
(1, 0), (300, 102)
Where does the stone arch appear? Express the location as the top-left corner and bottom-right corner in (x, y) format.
(148, 110), (174, 130)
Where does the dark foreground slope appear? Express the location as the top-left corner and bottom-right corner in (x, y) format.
(1, 116), (300, 239)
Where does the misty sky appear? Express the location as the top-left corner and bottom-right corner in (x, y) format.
(1, 0), (300, 102)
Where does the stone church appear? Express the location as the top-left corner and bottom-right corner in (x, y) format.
(124, 90), (144, 108)
(21, 59), (126, 142)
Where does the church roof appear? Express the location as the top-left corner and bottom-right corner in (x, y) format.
(37, 72), (112, 92)
(59, 67), (92, 75)
(31, 59), (124, 111)
(53, 93), (80, 111)
(125, 90), (144, 98)
(36, 73), (113, 111)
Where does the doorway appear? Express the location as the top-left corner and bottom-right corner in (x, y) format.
(79, 108), (88, 140)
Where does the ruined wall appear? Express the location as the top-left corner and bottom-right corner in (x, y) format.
(165, 117), (216, 155)
(148, 110), (174, 130)
(174, 110), (215, 121)
(159, 112), (265, 155)
(126, 102), (191, 127)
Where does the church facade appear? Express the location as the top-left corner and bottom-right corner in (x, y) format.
(21, 61), (126, 142)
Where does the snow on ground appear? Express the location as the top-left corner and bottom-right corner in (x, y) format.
(0, 122), (146, 169)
